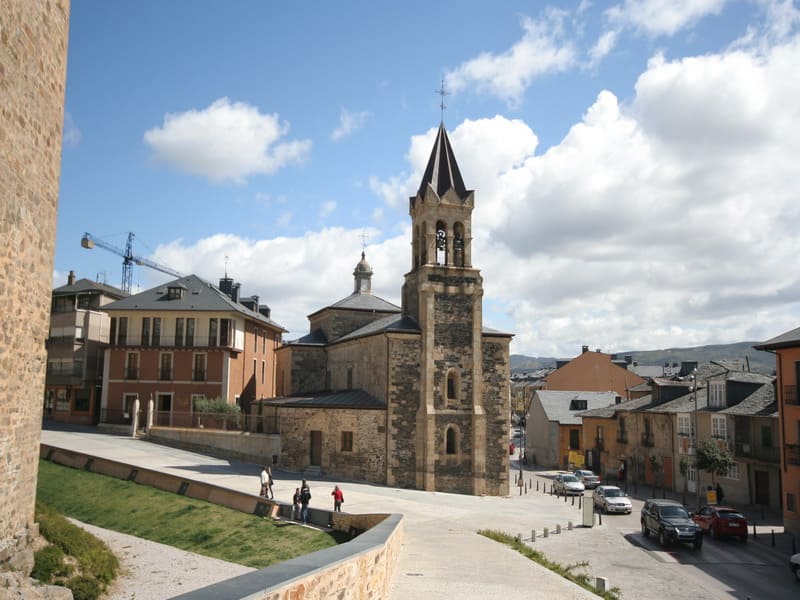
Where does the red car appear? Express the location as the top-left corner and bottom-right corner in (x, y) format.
(692, 505), (748, 541)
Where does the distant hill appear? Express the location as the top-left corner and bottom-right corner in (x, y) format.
(511, 341), (775, 375)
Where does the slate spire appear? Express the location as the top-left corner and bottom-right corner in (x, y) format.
(417, 122), (468, 200)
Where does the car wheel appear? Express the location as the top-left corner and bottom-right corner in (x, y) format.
(658, 530), (667, 547)
(641, 521), (649, 538)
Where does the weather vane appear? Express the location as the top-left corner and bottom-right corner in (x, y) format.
(436, 79), (448, 122)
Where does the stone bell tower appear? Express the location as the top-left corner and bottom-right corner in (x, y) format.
(401, 123), (502, 495)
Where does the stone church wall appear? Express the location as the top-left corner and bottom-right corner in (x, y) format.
(434, 414), (474, 494)
(433, 290), (476, 409)
(482, 338), (512, 495)
(278, 408), (387, 483)
(279, 346), (327, 395)
(0, 0), (70, 573)
(311, 309), (397, 343)
(327, 336), (387, 400)
(386, 336), (421, 489)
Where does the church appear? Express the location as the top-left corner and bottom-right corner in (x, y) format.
(261, 123), (513, 495)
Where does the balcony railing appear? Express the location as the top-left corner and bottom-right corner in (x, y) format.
(616, 432), (628, 444)
(109, 335), (239, 350)
(125, 368), (139, 380)
(784, 385), (799, 405)
(192, 369), (207, 382)
(594, 437), (605, 451)
(787, 444), (800, 466)
(159, 369), (172, 380)
(736, 441), (780, 462)
(642, 432), (654, 447)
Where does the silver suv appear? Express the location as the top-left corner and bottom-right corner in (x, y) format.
(641, 498), (702, 549)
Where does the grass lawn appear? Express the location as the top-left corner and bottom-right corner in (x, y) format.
(37, 460), (348, 568)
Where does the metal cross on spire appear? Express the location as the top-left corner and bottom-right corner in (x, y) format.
(359, 230), (369, 253)
(436, 79), (449, 122)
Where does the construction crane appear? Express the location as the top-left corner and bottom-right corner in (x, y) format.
(80, 232), (183, 293)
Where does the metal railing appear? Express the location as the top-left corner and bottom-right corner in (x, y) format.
(786, 444), (800, 466)
(109, 335), (240, 350)
(784, 385), (799, 405)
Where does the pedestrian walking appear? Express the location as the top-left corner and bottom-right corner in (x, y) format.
(292, 487), (302, 520)
(300, 480), (311, 524)
(266, 466), (274, 499)
(331, 484), (344, 512)
(259, 465), (270, 498)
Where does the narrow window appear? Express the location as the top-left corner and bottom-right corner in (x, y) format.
(220, 318), (231, 347)
(209, 318), (218, 347)
(193, 353), (207, 381)
(446, 370), (457, 402)
(141, 317), (151, 346)
(341, 431), (353, 452)
(261, 360), (265, 385)
(109, 317), (117, 345)
(453, 222), (465, 267)
(186, 318), (195, 346)
(175, 318), (184, 347)
(117, 316), (128, 345)
(446, 427), (457, 454)
(347, 367), (353, 390)
(159, 352), (172, 380)
(125, 352), (139, 380)
(435, 220), (447, 265)
(152, 317), (161, 346)
(761, 425), (772, 448)
(569, 428), (580, 450)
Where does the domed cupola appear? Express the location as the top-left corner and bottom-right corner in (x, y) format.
(353, 251), (373, 293)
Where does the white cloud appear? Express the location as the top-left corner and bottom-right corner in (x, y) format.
(330, 108), (370, 141)
(588, 30), (619, 66)
(277, 211), (292, 227)
(319, 201), (336, 219)
(62, 112), (81, 147)
(143, 98), (311, 184)
(445, 10), (577, 107)
(606, 0), (728, 37)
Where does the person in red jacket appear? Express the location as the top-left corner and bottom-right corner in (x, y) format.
(331, 484), (344, 512)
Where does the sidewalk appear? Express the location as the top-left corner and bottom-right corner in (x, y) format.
(40, 426), (599, 600)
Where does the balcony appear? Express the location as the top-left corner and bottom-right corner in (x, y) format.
(642, 432), (654, 447)
(784, 385), (799, 406)
(594, 437), (605, 451)
(787, 444), (800, 466)
(736, 441), (780, 462)
(108, 335), (240, 351)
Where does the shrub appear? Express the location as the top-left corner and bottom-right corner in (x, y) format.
(65, 575), (102, 600)
(31, 544), (70, 582)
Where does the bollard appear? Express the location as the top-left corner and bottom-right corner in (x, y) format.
(572, 495), (575, 506)
(514, 472), (518, 484)
(519, 485), (522, 496)
(578, 495), (582, 509)
(525, 484), (528, 494)
(564, 493), (568, 503)
(568, 521), (573, 531)
(536, 479), (539, 491)
(531, 529), (536, 542)
(596, 577), (609, 593)
(771, 530), (776, 547)
(753, 524), (757, 538)
(543, 527), (549, 538)
(556, 524), (561, 534)
(598, 511), (602, 526)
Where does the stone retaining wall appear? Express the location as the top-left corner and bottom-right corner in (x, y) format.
(40, 444), (403, 599)
(147, 427), (281, 466)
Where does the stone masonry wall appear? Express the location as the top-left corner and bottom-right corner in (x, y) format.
(482, 338), (511, 495)
(0, 0), (70, 574)
(386, 336), (421, 489)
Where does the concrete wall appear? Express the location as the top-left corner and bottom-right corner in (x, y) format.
(0, 0), (70, 575)
(148, 428), (281, 467)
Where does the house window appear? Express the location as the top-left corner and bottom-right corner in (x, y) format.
(435, 220), (447, 265)
(709, 381), (726, 408)
(193, 353), (207, 381)
(723, 462), (739, 480)
(117, 316), (128, 345)
(109, 317), (117, 345)
(347, 367), (353, 390)
(152, 317), (161, 346)
(341, 431), (353, 452)
(74, 392), (90, 412)
(125, 352), (139, 380)
(262, 331), (266, 354)
(186, 318), (195, 346)
(253, 327), (257, 352)
(159, 352), (172, 380)
(141, 317), (151, 346)
(167, 286), (183, 300)
(253, 358), (257, 377)
(711, 415), (727, 439)
(220, 318), (231, 347)
(446, 427), (457, 454)
(175, 318), (184, 346)
(617, 417), (627, 443)
(678, 414), (691, 436)
(158, 394), (172, 412)
(261, 360), (265, 385)
(77, 295), (90, 309)
(56, 388), (69, 411)
(569, 429), (580, 450)
(209, 318), (218, 346)
(761, 425), (772, 448)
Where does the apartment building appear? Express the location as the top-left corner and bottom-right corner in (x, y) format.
(45, 271), (127, 425)
(100, 274), (286, 427)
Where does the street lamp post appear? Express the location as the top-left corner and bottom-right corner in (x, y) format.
(692, 368), (700, 510)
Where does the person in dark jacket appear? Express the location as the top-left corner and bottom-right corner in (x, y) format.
(300, 480), (311, 524)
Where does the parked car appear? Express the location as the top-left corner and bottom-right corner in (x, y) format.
(592, 485), (632, 514)
(691, 505), (748, 541)
(573, 469), (600, 489)
(553, 473), (585, 496)
(791, 552), (800, 582)
(641, 498), (703, 549)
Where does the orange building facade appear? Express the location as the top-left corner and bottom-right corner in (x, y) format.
(543, 349), (646, 399)
(100, 275), (286, 427)
(755, 329), (800, 537)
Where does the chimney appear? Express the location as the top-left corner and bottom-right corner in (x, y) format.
(68, 270), (76, 285)
(219, 277), (234, 297)
(581, 345), (589, 354)
(231, 283), (241, 303)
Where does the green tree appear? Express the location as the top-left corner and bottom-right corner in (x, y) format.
(695, 440), (735, 486)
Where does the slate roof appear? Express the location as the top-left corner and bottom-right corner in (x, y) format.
(288, 329), (328, 346)
(259, 389), (386, 410)
(102, 274), (287, 332)
(52, 278), (128, 298)
(327, 292), (401, 313)
(645, 388), (708, 414)
(417, 122), (470, 199)
(578, 394), (654, 418)
(535, 391), (617, 425)
(720, 383), (777, 417)
(725, 372), (774, 385)
(754, 326), (800, 350)
(334, 314), (421, 344)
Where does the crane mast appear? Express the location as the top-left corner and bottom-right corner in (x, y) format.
(81, 231), (183, 293)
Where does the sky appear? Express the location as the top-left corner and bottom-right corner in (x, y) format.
(56, 0), (800, 358)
